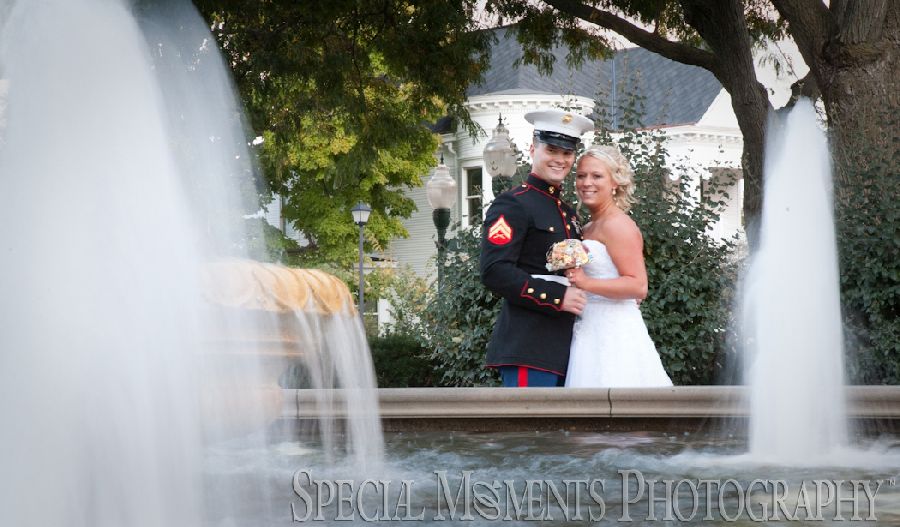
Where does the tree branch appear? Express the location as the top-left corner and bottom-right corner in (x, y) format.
(779, 71), (821, 112)
(770, 0), (836, 68)
(543, 0), (717, 72)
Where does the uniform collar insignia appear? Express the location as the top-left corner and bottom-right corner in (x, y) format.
(526, 174), (562, 197)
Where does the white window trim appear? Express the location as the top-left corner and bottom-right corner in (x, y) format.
(460, 164), (485, 228)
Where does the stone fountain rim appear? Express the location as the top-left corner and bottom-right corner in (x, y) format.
(280, 386), (900, 432)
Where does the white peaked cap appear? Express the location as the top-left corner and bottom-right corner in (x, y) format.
(524, 109), (594, 149)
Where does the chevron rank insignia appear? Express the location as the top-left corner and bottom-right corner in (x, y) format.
(487, 215), (513, 245)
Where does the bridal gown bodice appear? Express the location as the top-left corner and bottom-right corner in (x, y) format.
(564, 239), (673, 388)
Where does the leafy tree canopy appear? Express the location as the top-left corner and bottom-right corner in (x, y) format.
(484, 0), (790, 238)
(195, 0), (492, 264)
(484, 0), (786, 74)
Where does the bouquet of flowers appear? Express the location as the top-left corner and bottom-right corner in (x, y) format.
(545, 239), (592, 271)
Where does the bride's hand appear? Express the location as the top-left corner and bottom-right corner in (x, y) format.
(566, 267), (587, 288)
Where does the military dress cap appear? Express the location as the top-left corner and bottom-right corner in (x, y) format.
(525, 109), (594, 151)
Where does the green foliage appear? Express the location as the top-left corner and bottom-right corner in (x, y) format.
(594, 92), (739, 385)
(484, 0), (786, 71)
(240, 217), (302, 264)
(374, 266), (432, 338)
(421, 221), (502, 387)
(836, 157), (900, 384)
(485, 0), (792, 238)
(488, 2), (614, 74)
(369, 333), (438, 387)
(359, 262), (491, 387)
(195, 0), (492, 266)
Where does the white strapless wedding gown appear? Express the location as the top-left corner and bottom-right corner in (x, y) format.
(565, 239), (673, 388)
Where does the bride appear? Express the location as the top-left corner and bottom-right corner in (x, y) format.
(563, 145), (672, 388)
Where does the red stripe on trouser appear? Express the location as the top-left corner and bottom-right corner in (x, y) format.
(518, 366), (528, 387)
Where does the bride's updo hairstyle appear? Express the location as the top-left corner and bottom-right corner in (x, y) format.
(578, 145), (637, 212)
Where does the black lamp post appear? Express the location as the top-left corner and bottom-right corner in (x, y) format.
(425, 155), (457, 293)
(351, 202), (371, 317)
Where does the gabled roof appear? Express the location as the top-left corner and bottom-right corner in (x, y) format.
(468, 27), (723, 129)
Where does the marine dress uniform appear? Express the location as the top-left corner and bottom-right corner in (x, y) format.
(481, 174), (583, 385)
(480, 107), (594, 387)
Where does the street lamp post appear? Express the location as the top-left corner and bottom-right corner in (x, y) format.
(483, 115), (518, 190)
(351, 202), (371, 318)
(425, 155), (457, 294)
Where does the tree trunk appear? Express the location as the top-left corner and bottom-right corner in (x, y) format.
(822, 3), (899, 194)
(774, 0), (899, 202)
(680, 0), (772, 243)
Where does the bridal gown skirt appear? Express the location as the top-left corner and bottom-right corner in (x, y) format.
(564, 296), (673, 388)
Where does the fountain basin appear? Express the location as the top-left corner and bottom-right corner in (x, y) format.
(213, 388), (900, 525)
(281, 386), (900, 432)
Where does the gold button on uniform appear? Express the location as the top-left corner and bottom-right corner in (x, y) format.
(554, 299), (560, 305)
(557, 200), (561, 205)
(562, 212), (567, 217)
(527, 288), (534, 294)
(548, 187), (555, 194)
(539, 293), (547, 299)
(548, 226), (555, 232)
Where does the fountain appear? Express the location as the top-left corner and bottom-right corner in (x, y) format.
(266, 100), (900, 523)
(742, 100), (848, 463)
(0, 0), (380, 525)
(2, 0), (898, 524)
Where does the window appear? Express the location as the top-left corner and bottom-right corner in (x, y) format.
(462, 167), (483, 226)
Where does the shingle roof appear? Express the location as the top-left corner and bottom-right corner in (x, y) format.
(468, 27), (723, 128)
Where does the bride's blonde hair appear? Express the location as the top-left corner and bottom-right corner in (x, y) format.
(578, 145), (637, 212)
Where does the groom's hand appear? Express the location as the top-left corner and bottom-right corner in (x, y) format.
(561, 287), (586, 315)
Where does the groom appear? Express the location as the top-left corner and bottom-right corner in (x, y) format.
(480, 109), (594, 387)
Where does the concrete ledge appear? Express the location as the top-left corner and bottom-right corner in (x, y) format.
(284, 386), (900, 421)
(608, 386), (742, 417)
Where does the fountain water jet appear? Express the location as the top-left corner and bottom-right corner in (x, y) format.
(742, 99), (848, 464)
(0, 1), (208, 524)
(0, 0), (382, 525)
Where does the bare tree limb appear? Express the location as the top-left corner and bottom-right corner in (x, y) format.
(543, 0), (718, 72)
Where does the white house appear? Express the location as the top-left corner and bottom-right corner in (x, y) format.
(389, 28), (747, 277)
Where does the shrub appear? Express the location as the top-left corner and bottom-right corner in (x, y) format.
(375, 265), (431, 338)
(836, 156), (900, 384)
(421, 221), (502, 387)
(369, 333), (438, 387)
(594, 95), (739, 385)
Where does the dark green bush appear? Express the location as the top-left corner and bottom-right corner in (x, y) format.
(836, 156), (900, 384)
(594, 96), (738, 385)
(422, 220), (502, 387)
(369, 332), (438, 387)
(632, 170), (738, 385)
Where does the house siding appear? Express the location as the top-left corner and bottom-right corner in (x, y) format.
(387, 154), (460, 278)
